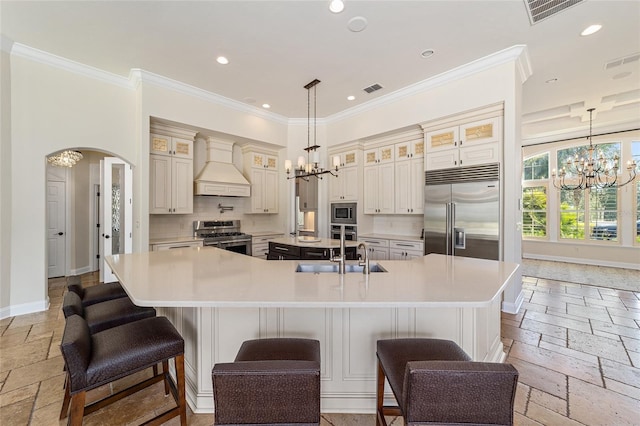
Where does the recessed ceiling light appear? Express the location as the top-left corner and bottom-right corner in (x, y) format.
(612, 71), (632, 80)
(216, 56), (229, 65)
(347, 16), (368, 32)
(347, 95), (355, 101)
(581, 24), (602, 36)
(262, 104), (271, 109)
(545, 78), (558, 83)
(420, 49), (435, 59)
(329, 0), (344, 13)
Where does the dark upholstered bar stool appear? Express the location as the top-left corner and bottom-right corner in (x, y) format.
(376, 338), (519, 426)
(62, 291), (156, 333)
(59, 315), (186, 425)
(66, 276), (127, 307)
(212, 338), (321, 425)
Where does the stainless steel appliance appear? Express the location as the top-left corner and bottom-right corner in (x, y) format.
(193, 220), (252, 256)
(331, 225), (357, 241)
(331, 202), (357, 224)
(424, 163), (500, 260)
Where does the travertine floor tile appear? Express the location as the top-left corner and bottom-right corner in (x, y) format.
(568, 328), (630, 364)
(529, 388), (567, 416)
(568, 377), (640, 425)
(600, 358), (640, 388)
(506, 357), (567, 399)
(526, 401), (582, 426)
(520, 318), (567, 340)
(525, 310), (592, 333)
(0, 397), (35, 426)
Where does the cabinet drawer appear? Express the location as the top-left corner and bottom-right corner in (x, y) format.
(253, 234), (284, 244)
(359, 238), (389, 248)
(389, 240), (423, 251)
(252, 242), (270, 258)
(268, 242), (301, 257)
(301, 247), (330, 260)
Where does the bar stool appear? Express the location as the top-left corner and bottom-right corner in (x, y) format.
(67, 276), (127, 307)
(376, 338), (518, 426)
(212, 338), (321, 425)
(59, 314), (186, 425)
(62, 290), (156, 333)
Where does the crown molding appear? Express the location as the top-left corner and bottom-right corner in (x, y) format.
(129, 69), (290, 125)
(288, 117), (328, 126)
(11, 43), (131, 89)
(327, 45), (529, 124)
(1, 35), (14, 53)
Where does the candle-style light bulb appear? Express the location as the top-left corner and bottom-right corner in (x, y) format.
(284, 159), (292, 173)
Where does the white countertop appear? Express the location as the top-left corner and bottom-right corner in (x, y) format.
(106, 248), (518, 309)
(249, 231), (285, 238)
(359, 233), (423, 242)
(270, 237), (361, 248)
(149, 236), (203, 245)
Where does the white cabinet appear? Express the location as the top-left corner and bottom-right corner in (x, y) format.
(150, 240), (203, 251)
(394, 156), (424, 215)
(359, 237), (389, 260)
(329, 148), (360, 201)
(252, 233), (284, 259)
(389, 240), (423, 260)
(425, 117), (501, 170)
(150, 133), (195, 214)
(363, 145), (394, 214)
(394, 139), (424, 160)
(244, 148), (279, 214)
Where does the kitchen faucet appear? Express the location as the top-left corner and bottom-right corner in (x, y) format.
(331, 225), (346, 274)
(357, 242), (370, 274)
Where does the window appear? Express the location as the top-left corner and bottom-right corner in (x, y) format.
(557, 142), (621, 180)
(522, 153), (549, 239)
(589, 188), (618, 241)
(522, 186), (547, 237)
(560, 189), (585, 239)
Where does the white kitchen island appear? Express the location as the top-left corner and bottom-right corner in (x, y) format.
(105, 247), (519, 413)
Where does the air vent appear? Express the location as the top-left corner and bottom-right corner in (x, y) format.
(363, 83), (383, 94)
(425, 163), (500, 185)
(605, 53), (640, 70)
(524, 0), (583, 24)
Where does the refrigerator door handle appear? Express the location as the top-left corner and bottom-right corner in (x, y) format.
(454, 227), (466, 249)
(445, 203), (451, 255)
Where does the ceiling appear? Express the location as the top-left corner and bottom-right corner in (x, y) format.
(2, 1), (639, 140)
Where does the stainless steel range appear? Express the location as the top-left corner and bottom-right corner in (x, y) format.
(193, 220), (252, 256)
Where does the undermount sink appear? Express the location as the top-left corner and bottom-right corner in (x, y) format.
(295, 263), (387, 273)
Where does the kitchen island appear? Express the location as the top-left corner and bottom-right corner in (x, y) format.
(106, 247), (519, 413)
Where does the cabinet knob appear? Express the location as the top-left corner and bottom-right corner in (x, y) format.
(58, 232), (64, 236)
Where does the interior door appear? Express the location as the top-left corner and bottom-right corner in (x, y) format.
(47, 181), (66, 278)
(100, 158), (133, 283)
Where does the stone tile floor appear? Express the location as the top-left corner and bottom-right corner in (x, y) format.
(1, 272), (639, 425)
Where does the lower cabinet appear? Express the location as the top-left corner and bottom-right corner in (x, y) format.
(358, 237), (389, 260)
(252, 234), (284, 259)
(268, 242), (357, 260)
(389, 240), (424, 260)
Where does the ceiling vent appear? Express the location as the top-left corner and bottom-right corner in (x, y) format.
(605, 52), (640, 70)
(524, 0), (583, 24)
(363, 83), (383, 94)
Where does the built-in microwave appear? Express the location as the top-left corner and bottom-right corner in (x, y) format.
(331, 202), (357, 225)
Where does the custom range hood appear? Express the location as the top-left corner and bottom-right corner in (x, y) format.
(194, 138), (251, 197)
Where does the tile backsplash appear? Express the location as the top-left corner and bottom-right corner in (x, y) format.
(149, 196), (285, 239)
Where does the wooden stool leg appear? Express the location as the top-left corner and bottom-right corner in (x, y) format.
(162, 360), (170, 395)
(175, 354), (187, 426)
(376, 360), (388, 426)
(60, 373), (71, 420)
(68, 390), (86, 426)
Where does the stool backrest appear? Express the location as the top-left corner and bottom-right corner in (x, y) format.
(67, 282), (85, 298)
(404, 361), (518, 426)
(62, 291), (85, 318)
(60, 315), (91, 392)
(212, 360), (320, 425)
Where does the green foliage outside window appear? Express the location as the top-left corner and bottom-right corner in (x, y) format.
(523, 154), (549, 180)
(522, 186), (547, 237)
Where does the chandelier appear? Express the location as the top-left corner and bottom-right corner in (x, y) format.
(284, 79), (339, 181)
(551, 108), (637, 190)
(47, 150), (83, 167)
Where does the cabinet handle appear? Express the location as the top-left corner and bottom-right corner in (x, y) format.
(396, 243), (414, 247)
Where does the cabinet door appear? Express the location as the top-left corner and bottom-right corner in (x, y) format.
(150, 134), (172, 156)
(363, 148), (379, 167)
(250, 169), (265, 213)
(150, 154), (172, 214)
(459, 141), (500, 167)
(369, 247), (389, 260)
(172, 138), (193, 160)
(363, 166), (379, 214)
(395, 160), (411, 214)
(425, 149), (460, 171)
(389, 249), (406, 260)
(263, 169), (278, 213)
(378, 162), (395, 214)
(341, 150), (358, 168)
(172, 157), (193, 214)
(342, 166), (359, 201)
(329, 172), (343, 202)
(410, 158), (424, 214)
(426, 126), (459, 153)
(459, 117), (501, 147)
(395, 140), (424, 161)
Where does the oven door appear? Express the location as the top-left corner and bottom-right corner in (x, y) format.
(218, 240), (252, 256)
(331, 225), (357, 241)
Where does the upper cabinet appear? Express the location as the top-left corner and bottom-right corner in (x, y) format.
(424, 116), (502, 170)
(363, 145), (395, 214)
(363, 145), (395, 166)
(243, 146), (279, 214)
(394, 140), (424, 160)
(329, 146), (360, 202)
(149, 126), (197, 215)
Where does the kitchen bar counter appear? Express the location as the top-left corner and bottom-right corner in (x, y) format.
(105, 248), (519, 413)
(269, 236), (361, 248)
(358, 233), (423, 242)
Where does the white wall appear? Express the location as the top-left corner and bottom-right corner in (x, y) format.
(1, 41), (12, 314)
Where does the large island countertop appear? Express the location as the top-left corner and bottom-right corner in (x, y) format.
(105, 247), (518, 308)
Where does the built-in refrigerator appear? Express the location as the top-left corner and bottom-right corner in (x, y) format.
(423, 163), (500, 260)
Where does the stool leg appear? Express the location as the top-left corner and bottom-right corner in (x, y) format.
(175, 354), (187, 426)
(162, 360), (170, 395)
(376, 360), (388, 426)
(68, 390), (86, 426)
(60, 373), (71, 420)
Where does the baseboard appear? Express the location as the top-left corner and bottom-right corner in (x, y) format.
(70, 265), (94, 276)
(502, 289), (524, 314)
(0, 297), (50, 320)
(523, 254), (639, 271)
